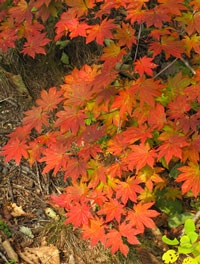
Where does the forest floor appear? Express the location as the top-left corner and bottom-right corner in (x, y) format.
(0, 46), (182, 264)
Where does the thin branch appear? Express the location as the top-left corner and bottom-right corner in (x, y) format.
(133, 24), (143, 63)
(153, 58), (178, 79)
(180, 57), (196, 75)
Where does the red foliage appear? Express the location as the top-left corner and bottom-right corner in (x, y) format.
(1, 0), (200, 257)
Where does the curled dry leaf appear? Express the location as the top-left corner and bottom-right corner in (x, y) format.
(10, 203), (35, 218)
(18, 245), (60, 264)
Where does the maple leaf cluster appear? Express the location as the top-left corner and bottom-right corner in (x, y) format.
(1, 0), (200, 257)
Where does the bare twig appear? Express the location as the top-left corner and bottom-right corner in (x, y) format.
(117, 117), (121, 134)
(153, 58), (178, 79)
(0, 250), (9, 263)
(133, 24), (143, 63)
(7, 177), (14, 203)
(180, 57), (196, 75)
(35, 161), (43, 193)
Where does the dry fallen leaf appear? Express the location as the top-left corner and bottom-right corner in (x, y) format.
(10, 203), (35, 218)
(18, 245), (60, 264)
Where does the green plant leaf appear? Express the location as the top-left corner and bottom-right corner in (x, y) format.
(56, 40), (70, 49)
(155, 197), (182, 216)
(61, 52), (69, 64)
(168, 213), (194, 228)
(184, 219), (196, 234)
(169, 163), (184, 179)
(162, 235), (179, 245)
(188, 232), (198, 244)
(180, 235), (191, 245)
(178, 244), (197, 254)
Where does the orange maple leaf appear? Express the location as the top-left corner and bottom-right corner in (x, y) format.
(133, 77), (164, 107)
(21, 32), (51, 58)
(134, 56), (158, 77)
(40, 143), (69, 175)
(157, 134), (189, 164)
(98, 198), (125, 223)
(82, 216), (107, 246)
(65, 201), (93, 227)
(176, 11), (200, 36)
(176, 162), (200, 197)
(23, 106), (49, 133)
(0, 138), (28, 165)
(106, 222), (140, 256)
(86, 18), (116, 46)
(55, 107), (87, 134)
(149, 35), (185, 59)
(65, 0), (95, 17)
(127, 202), (159, 233)
(9, 0), (32, 23)
(36, 87), (63, 112)
(158, 0), (188, 15)
(114, 22), (136, 49)
(116, 176), (143, 204)
(126, 143), (157, 172)
(63, 158), (90, 182)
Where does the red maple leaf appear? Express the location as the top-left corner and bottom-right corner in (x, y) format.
(106, 228), (129, 256)
(78, 144), (102, 161)
(65, 81), (93, 107)
(78, 124), (105, 145)
(0, 138), (28, 165)
(55, 107), (87, 134)
(7, 126), (31, 141)
(9, 0), (32, 23)
(122, 123), (153, 144)
(158, 0), (188, 15)
(21, 32), (51, 58)
(68, 19), (89, 39)
(106, 222), (140, 256)
(114, 22), (136, 49)
(167, 95), (191, 121)
(107, 133), (131, 155)
(23, 106), (49, 133)
(134, 56), (158, 77)
(116, 176), (143, 204)
(0, 29), (19, 52)
(27, 140), (43, 165)
(82, 216), (107, 246)
(51, 182), (89, 210)
(149, 35), (185, 59)
(111, 87), (136, 117)
(63, 158), (90, 182)
(182, 134), (200, 163)
(125, 143), (157, 172)
(157, 134), (188, 164)
(86, 18), (116, 46)
(176, 11), (200, 36)
(133, 77), (164, 107)
(18, 20), (44, 38)
(98, 198), (125, 223)
(127, 202), (159, 233)
(65, 0), (95, 17)
(144, 6), (171, 28)
(107, 161), (128, 179)
(175, 162), (200, 197)
(148, 104), (167, 130)
(36, 87), (63, 112)
(40, 143), (69, 175)
(100, 42), (127, 68)
(64, 201), (93, 227)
